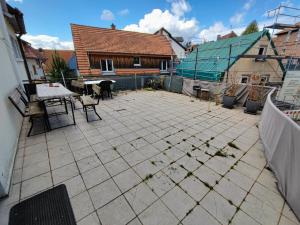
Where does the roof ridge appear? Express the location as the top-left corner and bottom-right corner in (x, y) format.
(70, 23), (164, 38)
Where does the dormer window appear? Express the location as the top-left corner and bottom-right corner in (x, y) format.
(133, 57), (141, 66)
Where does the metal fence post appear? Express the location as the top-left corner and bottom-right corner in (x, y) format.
(193, 48), (199, 80)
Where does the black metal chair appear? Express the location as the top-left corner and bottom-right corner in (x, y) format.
(8, 88), (49, 136)
(99, 80), (113, 100)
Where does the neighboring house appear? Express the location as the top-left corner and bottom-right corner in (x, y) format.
(39, 49), (74, 74)
(273, 22), (300, 69)
(217, 31), (237, 40)
(71, 24), (174, 77)
(154, 27), (186, 59)
(22, 40), (45, 79)
(186, 44), (199, 53)
(177, 30), (284, 84)
(0, 0), (28, 196)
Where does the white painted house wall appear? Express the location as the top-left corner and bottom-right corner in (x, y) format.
(160, 30), (186, 59)
(0, 4), (26, 196)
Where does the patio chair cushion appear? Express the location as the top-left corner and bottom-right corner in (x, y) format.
(80, 95), (96, 106)
(92, 84), (101, 96)
(30, 94), (38, 102)
(28, 102), (44, 117)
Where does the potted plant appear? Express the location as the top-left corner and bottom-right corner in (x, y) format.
(223, 72), (239, 109)
(245, 74), (263, 114)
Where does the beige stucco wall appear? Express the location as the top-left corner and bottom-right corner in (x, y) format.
(227, 35), (283, 83)
(0, 8), (26, 196)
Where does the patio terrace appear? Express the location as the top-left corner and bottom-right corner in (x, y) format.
(0, 90), (299, 225)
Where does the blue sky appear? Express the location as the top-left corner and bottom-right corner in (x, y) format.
(7, 0), (297, 49)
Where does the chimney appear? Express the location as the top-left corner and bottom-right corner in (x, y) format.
(111, 23), (116, 30)
(217, 35), (221, 40)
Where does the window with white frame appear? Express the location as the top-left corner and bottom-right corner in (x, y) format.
(100, 59), (113, 72)
(10, 36), (22, 59)
(161, 60), (168, 71)
(240, 75), (250, 84)
(133, 57), (141, 66)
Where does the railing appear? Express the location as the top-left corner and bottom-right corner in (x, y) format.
(259, 88), (300, 220)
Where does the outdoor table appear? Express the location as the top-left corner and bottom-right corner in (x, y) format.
(83, 79), (116, 94)
(36, 83), (76, 129)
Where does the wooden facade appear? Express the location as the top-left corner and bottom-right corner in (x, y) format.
(88, 53), (171, 76)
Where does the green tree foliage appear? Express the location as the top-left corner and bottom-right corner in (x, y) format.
(242, 20), (259, 35)
(49, 51), (71, 82)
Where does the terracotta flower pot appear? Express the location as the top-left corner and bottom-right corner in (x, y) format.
(223, 95), (235, 109)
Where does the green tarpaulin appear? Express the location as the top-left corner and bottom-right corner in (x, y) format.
(177, 30), (269, 81)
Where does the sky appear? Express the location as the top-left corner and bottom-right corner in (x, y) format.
(6, 0), (299, 50)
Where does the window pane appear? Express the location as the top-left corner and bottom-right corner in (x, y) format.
(107, 59), (113, 71)
(258, 48), (264, 55)
(101, 60), (107, 71)
(133, 57), (140, 65)
(241, 77), (248, 83)
(161, 60), (168, 70)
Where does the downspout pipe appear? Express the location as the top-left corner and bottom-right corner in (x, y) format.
(17, 34), (31, 83)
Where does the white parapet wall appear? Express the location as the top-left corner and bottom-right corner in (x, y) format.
(260, 88), (300, 220)
(0, 3), (25, 196)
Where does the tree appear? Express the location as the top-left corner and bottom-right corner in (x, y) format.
(49, 51), (72, 83)
(242, 20), (259, 35)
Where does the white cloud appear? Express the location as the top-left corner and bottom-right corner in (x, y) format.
(230, 12), (245, 25)
(170, 0), (191, 17)
(198, 22), (246, 42)
(100, 9), (115, 21)
(229, 0), (255, 26)
(6, 0), (23, 3)
(243, 0), (255, 11)
(22, 34), (73, 50)
(118, 9), (129, 16)
(123, 0), (198, 42)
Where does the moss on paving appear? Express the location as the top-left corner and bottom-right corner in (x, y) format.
(143, 174), (153, 182)
(228, 142), (240, 150)
(186, 208), (194, 216)
(185, 171), (193, 178)
(203, 181), (213, 190)
(205, 142), (210, 147)
(214, 150), (227, 157)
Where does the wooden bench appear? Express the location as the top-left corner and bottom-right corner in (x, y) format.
(8, 88), (49, 136)
(79, 84), (102, 122)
